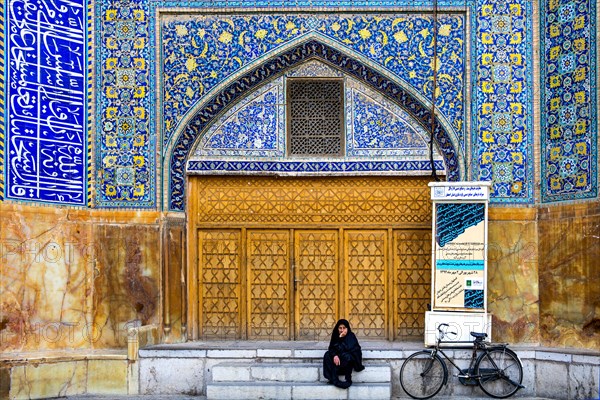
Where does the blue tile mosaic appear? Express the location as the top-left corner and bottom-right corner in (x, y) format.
(350, 90), (429, 152)
(170, 39), (461, 210)
(0, 1), (4, 201)
(161, 13), (465, 149)
(472, 0), (534, 203)
(4, 0), (89, 205)
(5, 0), (594, 209)
(193, 63), (439, 160)
(196, 81), (285, 157)
(188, 160), (445, 174)
(95, 0), (154, 207)
(96, 2), (471, 210)
(540, 0), (597, 202)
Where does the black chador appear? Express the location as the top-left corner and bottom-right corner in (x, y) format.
(322, 319), (365, 388)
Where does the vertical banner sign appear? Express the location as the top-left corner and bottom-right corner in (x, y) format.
(430, 183), (490, 312)
(6, 0), (87, 205)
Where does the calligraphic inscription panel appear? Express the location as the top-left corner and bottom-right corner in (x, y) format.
(394, 230), (432, 339)
(295, 230), (339, 341)
(247, 230), (291, 340)
(433, 203), (486, 310)
(6, 0), (88, 205)
(198, 230), (242, 339)
(344, 230), (388, 339)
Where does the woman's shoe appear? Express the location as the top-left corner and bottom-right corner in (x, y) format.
(334, 380), (351, 389)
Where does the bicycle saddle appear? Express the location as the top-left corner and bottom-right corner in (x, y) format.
(470, 332), (488, 340)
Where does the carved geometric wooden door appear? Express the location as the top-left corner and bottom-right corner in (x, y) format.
(344, 230), (388, 339)
(197, 230), (242, 339)
(394, 229), (432, 340)
(247, 230), (291, 340)
(190, 176), (432, 341)
(294, 230), (339, 341)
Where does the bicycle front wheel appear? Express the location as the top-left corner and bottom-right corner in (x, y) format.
(400, 350), (447, 399)
(476, 348), (523, 398)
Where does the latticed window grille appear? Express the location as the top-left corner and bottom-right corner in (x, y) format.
(287, 79), (344, 156)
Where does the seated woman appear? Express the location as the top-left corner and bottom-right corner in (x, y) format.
(322, 319), (365, 388)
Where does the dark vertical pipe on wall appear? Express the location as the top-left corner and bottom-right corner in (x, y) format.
(430, 0), (440, 181)
(181, 229), (187, 337)
(163, 221), (171, 337)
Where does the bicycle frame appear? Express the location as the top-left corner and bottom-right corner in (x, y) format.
(400, 323), (525, 399)
(429, 326), (524, 389)
(426, 340), (505, 385)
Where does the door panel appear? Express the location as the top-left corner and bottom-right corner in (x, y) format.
(197, 230), (242, 339)
(344, 230), (388, 339)
(294, 230), (339, 341)
(394, 230), (432, 340)
(247, 230), (291, 340)
(190, 176), (433, 341)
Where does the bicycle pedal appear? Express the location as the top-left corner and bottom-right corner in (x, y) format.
(457, 369), (479, 386)
(456, 369), (471, 378)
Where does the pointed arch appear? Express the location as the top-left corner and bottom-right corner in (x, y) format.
(166, 39), (462, 211)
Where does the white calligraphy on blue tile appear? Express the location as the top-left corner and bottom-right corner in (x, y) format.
(7, 0), (86, 205)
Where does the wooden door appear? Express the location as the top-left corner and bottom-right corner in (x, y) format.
(246, 230), (291, 340)
(189, 176), (433, 341)
(294, 230), (339, 341)
(394, 229), (432, 340)
(344, 230), (388, 339)
(197, 229), (242, 339)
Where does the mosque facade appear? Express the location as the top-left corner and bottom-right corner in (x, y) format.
(0, 0), (598, 396)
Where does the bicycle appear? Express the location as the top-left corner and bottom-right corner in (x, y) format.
(400, 323), (524, 399)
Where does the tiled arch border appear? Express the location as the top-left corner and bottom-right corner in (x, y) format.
(166, 39), (463, 211)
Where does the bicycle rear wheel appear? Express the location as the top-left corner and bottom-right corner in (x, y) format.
(400, 350), (447, 399)
(476, 348), (523, 398)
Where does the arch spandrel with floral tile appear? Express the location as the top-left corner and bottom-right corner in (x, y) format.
(166, 39), (463, 211)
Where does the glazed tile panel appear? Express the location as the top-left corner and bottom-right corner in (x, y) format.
(4, 0), (89, 205)
(473, 0), (533, 203)
(349, 86), (435, 156)
(96, 0), (153, 207)
(162, 13), (465, 148)
(540, 0), (597, 202)
(192, 67), (438, 159)
(171, 39), (461, 210)
(6, 0), (596, 208)
(195, 81), (285, 158)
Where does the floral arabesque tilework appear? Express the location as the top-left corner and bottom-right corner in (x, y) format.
(169, 40), (461, 210)
(473, 0), (533, 203)
(541, 0), (597, 202)
(162, 14), (465, 149)
(96, 0), (153, 207)
(192, 61), (438, 160)
(195, 81), (285, 158)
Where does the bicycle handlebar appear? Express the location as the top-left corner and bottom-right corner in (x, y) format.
(437, 323), (457, 338)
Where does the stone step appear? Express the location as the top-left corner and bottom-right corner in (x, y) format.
(206, 381), (391, 400)
(210, 362), (391, 383)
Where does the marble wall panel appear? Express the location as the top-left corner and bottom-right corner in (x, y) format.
(9, 361), (87, 399)
(0, 204), (94, 351)
(164, 221), (186, 342)
(92, 223), (160, 348)
(538, 202), (600, 350)
(487, 208), (540, 344)
(0, 203), (162, 352)
(87, 359), (128, 395)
